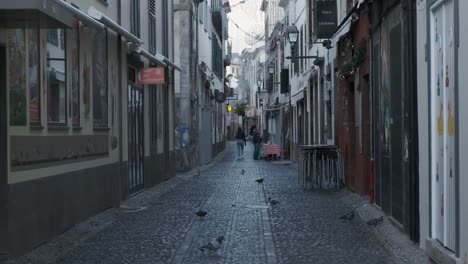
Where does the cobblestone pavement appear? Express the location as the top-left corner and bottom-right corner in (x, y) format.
(12, 142), (416, 264)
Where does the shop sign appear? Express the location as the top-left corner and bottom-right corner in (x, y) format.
(316, 0), (338, 39)
(138, 67), (165, 84)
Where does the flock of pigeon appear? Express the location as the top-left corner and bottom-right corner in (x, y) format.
(339, 210), (385, 227)
(196, 168), (385, 256)
(195, 168), (279, 255)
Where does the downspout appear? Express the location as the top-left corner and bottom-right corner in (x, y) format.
(117, 0), (124, 204)
(408, 0), (420, 243)
(367, 0), (374, 205)
(195, 1), (200, 165)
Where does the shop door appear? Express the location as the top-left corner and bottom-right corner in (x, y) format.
(390, 23), (404, 224)
(200, 109), (213, 164)
(128, 85), (145, 194)
(430, 0), (456, 251)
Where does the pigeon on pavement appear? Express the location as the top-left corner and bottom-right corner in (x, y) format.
(195, 210), (207, 218)
(255, 178), (264, 183)
(366, 216), (384, 226)
(268, 197), (279, 205)
(199, 236), (225, 255)
(339, 210), (355, 221)
(241, 169), (245, 175)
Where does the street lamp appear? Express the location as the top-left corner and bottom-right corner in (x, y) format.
(256, 79), (262, 88)
(268, 62), (275, 75)
(287, 24), (299, 49)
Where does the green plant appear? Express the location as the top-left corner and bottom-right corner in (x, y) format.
(234, 103), (246, 116)
(340, 38), (366, 76)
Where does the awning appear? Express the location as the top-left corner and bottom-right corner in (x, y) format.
(129, 45), (166, 67)
(331, 16), (352, 47)
(88, 6), (143, 45)
(156, 53), (183, 72)
(0, 0), (104, 29)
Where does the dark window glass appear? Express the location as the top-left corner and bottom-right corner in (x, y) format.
(92, 28), (108, 128)
(8, 29), (27, 126)
(28, 28), (40, 125)
(71, 18), (80, 127)
(47, 29), (67, 125)
(131, 0), (141, 38)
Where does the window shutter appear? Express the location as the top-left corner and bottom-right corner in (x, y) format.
(149, 0), (156, 18)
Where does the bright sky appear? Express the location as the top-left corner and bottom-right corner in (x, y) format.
(227, 0), (265, 53)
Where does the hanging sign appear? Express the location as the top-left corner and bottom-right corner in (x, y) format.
(316, 0), (338, 39)
(138, 67), (165, 84)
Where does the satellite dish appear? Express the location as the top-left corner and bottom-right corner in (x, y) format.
(215, 91), (226, 103)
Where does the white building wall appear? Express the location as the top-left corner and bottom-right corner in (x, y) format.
(416, 0), (430, 251)
(458, 0), (468, 260)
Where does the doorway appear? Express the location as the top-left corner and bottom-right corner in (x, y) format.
(429, 0), (456, 251)
(128, 85), (144, 194)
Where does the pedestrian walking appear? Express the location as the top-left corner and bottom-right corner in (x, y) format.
(250, 125), (256, 136)
(235, 127), (246, 159)
(252, 128), (262, 160)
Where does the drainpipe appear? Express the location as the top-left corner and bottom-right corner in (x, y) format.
(117, 0), (124, 204)
(195, 1), (203, 165)
(367, 0), (374, 205)
(407, 0), (420, 243)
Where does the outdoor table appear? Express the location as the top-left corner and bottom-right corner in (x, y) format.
(263, 143), (280, 160)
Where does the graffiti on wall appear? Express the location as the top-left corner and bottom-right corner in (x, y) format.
(10, 135), (109, 171)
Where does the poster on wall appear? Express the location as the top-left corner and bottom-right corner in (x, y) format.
(8, 29), (27, 126)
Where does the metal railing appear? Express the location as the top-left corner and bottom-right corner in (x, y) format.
(298, 145), (345, 191)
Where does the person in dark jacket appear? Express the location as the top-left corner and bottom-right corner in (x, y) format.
(252, 128), (262, 160)
(235, 127), (246, 159)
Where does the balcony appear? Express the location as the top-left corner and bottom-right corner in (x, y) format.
(211, 0), (228, 40)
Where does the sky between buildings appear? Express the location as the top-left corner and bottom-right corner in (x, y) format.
(227, 0), (265, 53)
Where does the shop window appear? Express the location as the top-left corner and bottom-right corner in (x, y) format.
(92, 28), (108, 128)
(28, 28), (40, 125)
(71, 18), (80, 127)
(47, 29), (58, 46)
(47, 29), (67, 126)
(130, 0), (140, 38)
(157, 87), (165, 154)
(8, 29), (27, 126)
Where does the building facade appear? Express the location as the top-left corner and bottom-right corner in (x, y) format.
(418, 0), (466, 262)
(174, 0), (228, 169)
(0, 0), (179, 257)
(370, 0), (420, 243)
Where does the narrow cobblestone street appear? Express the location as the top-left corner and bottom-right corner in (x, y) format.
(13, 142), (414, 264)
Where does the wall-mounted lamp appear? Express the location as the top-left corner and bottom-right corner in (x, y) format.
(287, 23), (299, 50)
(256, 80), (262, 88)
(268, 62), (275, 75)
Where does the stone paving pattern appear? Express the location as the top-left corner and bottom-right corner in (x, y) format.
(9, 142), (426, 264)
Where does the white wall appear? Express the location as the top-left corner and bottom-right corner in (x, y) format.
(416, 0), (430, 251)
(458, 0), (468, 260)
